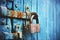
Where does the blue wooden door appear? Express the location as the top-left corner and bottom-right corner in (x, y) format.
(0, 0), (60, 40)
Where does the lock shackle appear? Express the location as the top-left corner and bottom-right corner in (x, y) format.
(30, 12), (39, 24)
(36, 17), (39, 24)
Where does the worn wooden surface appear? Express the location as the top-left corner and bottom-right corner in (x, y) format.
(0, 0), (60, 40)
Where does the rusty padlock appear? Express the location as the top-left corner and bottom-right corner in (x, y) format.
(30, 24), (40, 33)
(29, 13), (40, 33)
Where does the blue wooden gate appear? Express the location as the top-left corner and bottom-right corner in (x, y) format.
(0, 0), (60, 40)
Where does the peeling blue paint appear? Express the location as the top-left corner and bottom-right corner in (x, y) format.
(0, 0), (60, 40)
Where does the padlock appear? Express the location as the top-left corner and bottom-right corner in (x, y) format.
(29, 13), (40, 33)
(30, 24), (40, 33)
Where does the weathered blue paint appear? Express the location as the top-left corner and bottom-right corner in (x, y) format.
(0, 0), (60, 40)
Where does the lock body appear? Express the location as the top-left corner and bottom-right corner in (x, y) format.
(29, 24), (40, 33)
